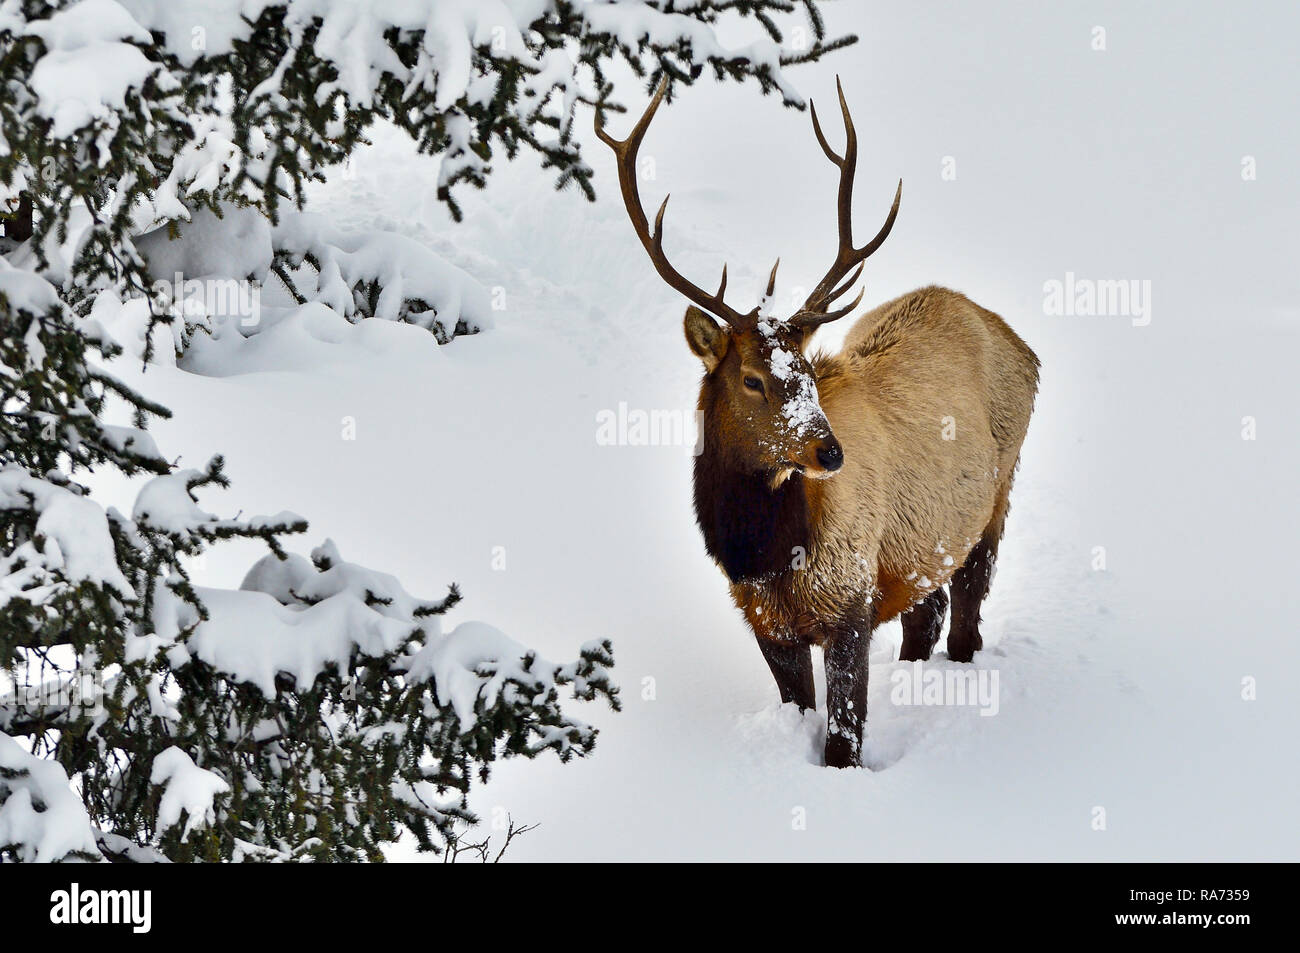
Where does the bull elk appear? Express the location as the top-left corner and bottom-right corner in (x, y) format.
(596, 78), (1039, 768)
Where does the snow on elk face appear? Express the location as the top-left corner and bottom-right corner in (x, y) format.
(684, 306), (842, 482)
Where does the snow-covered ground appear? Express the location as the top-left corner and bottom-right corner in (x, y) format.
(91, 3), (1298, 860)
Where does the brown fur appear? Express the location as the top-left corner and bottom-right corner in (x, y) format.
(809, 285), (1037, 623)
(690, 286), (1039, 766)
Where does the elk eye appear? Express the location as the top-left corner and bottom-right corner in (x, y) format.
(743, 376), (764, 393)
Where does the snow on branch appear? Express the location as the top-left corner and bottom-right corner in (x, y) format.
(0, 731), (101, 863)
(0, 464), (136, 604)
(149, 746), (230, 841)
(104, 0), (855, 220)
(405, 622), (620, 759)
(112, 538), (621, 860)
(272, 213), (492, 343)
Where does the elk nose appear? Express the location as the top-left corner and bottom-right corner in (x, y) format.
(815, 438), (843, 471)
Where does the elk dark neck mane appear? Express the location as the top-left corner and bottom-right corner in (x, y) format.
(692, 405), (812, 584)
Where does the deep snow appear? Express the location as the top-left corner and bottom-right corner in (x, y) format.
(90, 1), (1299, 860)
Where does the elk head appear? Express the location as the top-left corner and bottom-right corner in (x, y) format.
(596, 76), (901, 483)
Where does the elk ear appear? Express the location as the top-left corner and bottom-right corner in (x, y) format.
(684, 306), (728, 372)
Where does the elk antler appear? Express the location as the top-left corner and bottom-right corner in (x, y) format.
(595, 77), (760, 329)
(789, 77), (902, 331)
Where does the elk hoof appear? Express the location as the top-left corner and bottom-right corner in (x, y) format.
(898, 642), (933, 662)
(824, 735), (861, 769)
(946, 628), (982, 663)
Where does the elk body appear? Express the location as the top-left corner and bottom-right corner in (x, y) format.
(597, 79), (1039, 768)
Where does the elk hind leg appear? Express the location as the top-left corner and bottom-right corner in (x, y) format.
(899, 587), (948, 662)
(948, 487), (1012, 663)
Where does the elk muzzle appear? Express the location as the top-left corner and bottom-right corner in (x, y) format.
(816, 438), (844, 471)
(798, 435), (843, 477)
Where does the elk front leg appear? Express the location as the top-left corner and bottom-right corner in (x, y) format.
(822, 605), (875, 768)
(755, 636), (815, 711)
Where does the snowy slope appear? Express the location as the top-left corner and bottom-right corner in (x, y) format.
(91, 2), (1299, 860)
